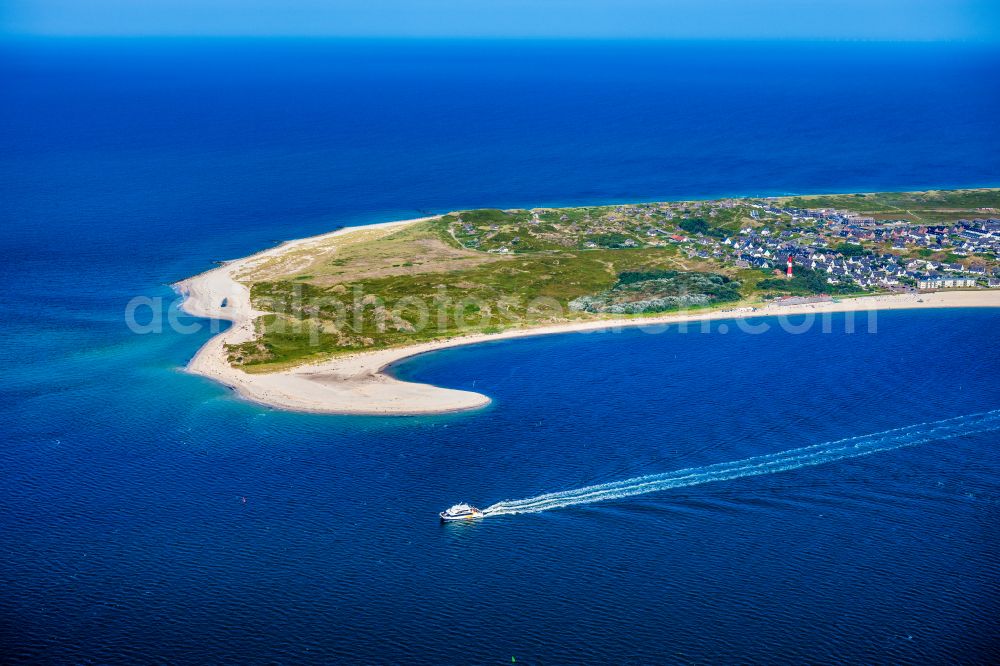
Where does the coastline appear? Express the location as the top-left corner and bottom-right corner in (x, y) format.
(176, 217), (1000, 415)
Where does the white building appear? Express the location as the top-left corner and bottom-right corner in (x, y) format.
(917, 276), (978, 289)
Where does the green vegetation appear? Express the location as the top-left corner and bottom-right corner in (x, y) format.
(782, 188), (1000, 224)
(835, 242), (869, 257)
(228, 218), (722, 369)
(757, 268), (862, 296)
(592, 232), (634, 248)
(570, 271), (741, 314)
(225, 188), (1000, 370)
(679, 217), (726, 239)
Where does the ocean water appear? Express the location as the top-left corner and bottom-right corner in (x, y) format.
(1, 39), (999, 663)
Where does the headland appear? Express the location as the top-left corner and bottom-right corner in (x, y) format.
(176, 189), (1000, 414)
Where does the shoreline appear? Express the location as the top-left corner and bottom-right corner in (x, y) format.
(176, 217), (1000, 416)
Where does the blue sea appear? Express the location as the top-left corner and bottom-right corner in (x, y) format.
(1, 40), (999, 663)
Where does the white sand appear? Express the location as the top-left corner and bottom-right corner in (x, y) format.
(176, 218), (1000, 415)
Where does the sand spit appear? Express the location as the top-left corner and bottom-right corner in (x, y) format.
(176, 218), (1000, 415)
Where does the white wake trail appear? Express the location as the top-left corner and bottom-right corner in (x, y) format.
(481, 409), (1000, 517)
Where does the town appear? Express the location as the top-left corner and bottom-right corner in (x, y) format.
(711, 200), (1000, 291)
(449, 191), (1000, 294)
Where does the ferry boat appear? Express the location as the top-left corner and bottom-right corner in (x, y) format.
(439, 503), (484, 522)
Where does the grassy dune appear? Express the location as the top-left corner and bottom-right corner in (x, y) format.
(226, 189), (1000, 370)
(781, 188), (1000, 224)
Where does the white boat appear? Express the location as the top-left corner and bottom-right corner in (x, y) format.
(439, 503), (484, 522)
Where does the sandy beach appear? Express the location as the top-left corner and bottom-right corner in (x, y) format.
(176, 217), (1000, 415)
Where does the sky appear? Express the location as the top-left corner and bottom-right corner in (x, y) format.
(2, 0), (999, 41)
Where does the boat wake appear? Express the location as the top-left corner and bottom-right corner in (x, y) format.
(481, 409), (1000, 517)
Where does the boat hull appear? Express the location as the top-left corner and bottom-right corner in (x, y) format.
(439, 511), (483, 522)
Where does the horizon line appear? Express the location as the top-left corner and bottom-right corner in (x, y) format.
(4, 34), (999, 44)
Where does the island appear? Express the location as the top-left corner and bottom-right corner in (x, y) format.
(176, 188), (1000, 414)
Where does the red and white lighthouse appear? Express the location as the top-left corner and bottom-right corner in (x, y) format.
(786, 255), (794, 279)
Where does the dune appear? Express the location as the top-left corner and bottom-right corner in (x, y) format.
(176, 218), (1000, 415)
